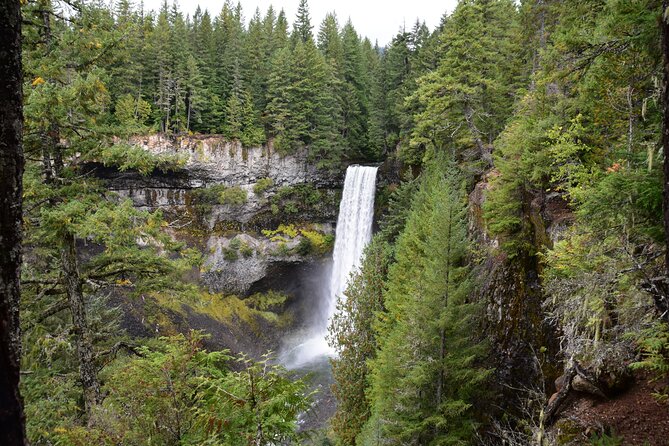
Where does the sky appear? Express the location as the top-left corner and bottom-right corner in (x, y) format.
(140, 0), (459, 45)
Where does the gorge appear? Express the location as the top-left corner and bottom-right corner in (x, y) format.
(8, 0), (669, 445)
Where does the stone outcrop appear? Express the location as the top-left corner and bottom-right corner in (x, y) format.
(92, 134), (343, 296)
(127, 134), (338, 187)
(201, 225), (334, 295)
(468, 172), (571, 428)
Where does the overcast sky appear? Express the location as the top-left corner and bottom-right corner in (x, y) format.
(139, 0), (459, 45)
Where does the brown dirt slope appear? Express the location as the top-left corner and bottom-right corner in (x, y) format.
(552, 374), (669, 445)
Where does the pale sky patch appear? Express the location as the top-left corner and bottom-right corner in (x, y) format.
(137, 0), (459, 45)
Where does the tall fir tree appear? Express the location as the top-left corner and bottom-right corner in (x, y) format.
(361, 157), (489, 445)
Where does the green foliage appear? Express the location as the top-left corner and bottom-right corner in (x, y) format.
(274, 242), (291, 257)
(114, 93), (152, 130)
(589, 431), (624, 446)
(223, 63), (265, 147)
(483, 0), (663, 259)
(189, 184), (247, 216)
(246, 290), (289, 312)
(268, 183), (337, 219)
(219, 186), (248, 206)
(300, 229), (334, 254)
(629, 322), (669, 380)
(410, 0), (523, 168)
(98, 143), (186, 174)
(223, 248), (239, 262)
(328, 236), (391, 445)
(45, 332), (310, 445)
(263, 223), (300, 240)
(262, 224), (333, 255)
(239, 241), (254, 258)
(358, 157), (490, 445)
(253, 177), (274, 195)
(223, 237), (243, 261)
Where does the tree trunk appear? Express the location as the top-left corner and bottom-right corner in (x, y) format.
(0, 0), (28, 443)
(463, 101), (492, 167)
(663, 1), (669, 281)
(61, 233), (101, 417)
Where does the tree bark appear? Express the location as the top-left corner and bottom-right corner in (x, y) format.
(663, 1), (669, 281)
(0, 0), (28, 443)
(61, 233), (101, 417)
(463, 101), (492, 167)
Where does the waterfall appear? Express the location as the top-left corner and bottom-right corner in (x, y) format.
(282, 165), (378, 369)
(326, 165), (378, 325)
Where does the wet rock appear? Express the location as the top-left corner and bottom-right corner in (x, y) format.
(572, 375), (606, 398)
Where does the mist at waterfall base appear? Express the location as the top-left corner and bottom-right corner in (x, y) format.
(280, 165), (378, 370)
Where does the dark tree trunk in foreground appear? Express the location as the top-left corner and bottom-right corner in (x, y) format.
(0, 0), (27, 444)
(663, 1), (669, 280)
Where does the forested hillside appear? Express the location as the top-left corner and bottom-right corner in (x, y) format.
(2, 0), (669, 445)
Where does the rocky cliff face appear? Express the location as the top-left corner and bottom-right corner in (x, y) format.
(94, 134), (343, 296)
(468, 171), (572, 431)
(129, 134), (337, 187)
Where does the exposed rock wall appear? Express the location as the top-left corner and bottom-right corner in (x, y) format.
(94, 134), (344, 296)
(127, 134), (338, 187)
(468, 172), (571, 426)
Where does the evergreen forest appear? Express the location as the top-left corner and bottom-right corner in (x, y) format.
(1, 0), (669, 445)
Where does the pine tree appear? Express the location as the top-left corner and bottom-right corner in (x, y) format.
(223, 61), (264, 146)
(362, 157), (489, 445)
(340, 21), (370, 154)
(152, 1), (174, 132)
(266, 46), (306, 152)
(292, 0), (313, 44)
(362, 39), (387, 159)
(318, 13), (343, 68)
(410, 0), (523, 167)
(329, 237), (391, 445)
(21, 0), (196, 422)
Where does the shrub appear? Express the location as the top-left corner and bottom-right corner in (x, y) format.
(240, 241), (254, 258)
(219, 186), (247, 206)
(222, 248), (238, 261)
(283, 202), (299, 214)
(228, 237), (241, 250)
(629, 322), (669, 380)
(274, 242), (291, 257)
(262, 224), (299, 242)
(296, 238), (313, 255)
(246, 290), (289, 311)
(300, 229), (334, 253)
(253, 177), (274, 195)
(189, 184), (227, 215)
(83, 332), (310, 445)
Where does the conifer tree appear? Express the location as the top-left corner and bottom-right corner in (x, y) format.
(21, 0), (196, 421)
(318, 13), (343, 68)
(411, 0), (522, 167)
(363, 39), (387, 159)
(340, 21), (370, 154)
(362, 157), (488, 445)
(329, 237), (390, 445)
(292, 0), (313, 44)
(223, 61), (264, 147)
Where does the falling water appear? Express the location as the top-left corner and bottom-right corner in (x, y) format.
(281, 165), (378, 369)
(326, 165), (378, 324)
